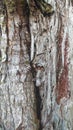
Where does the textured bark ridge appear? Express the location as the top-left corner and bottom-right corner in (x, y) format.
(56, 29), (69, 104)
(0, 0), (38, 130)
(0, 0), (73, 130)
(34, 0), (54, 16)
(29, 0), (73, 130)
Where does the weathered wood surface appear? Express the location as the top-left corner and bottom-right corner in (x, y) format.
(0, 0), (73, 130)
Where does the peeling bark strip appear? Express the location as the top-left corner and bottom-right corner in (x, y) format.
(56, 34), (69, 104)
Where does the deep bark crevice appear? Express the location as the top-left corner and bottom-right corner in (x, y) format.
(30, 62), (42, 130)
(35, 87), (42, 130)
(25, 2), (42, 129)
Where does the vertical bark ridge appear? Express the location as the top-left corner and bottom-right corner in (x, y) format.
(1, 0), (38, 130)
(0, 0), (8, 129)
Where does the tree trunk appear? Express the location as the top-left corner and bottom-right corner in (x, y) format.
(0, 0), (73, 130)
(0, 0), (38, 130)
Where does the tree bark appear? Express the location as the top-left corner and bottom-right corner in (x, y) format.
(0, 0), (38, 130)
(0, 0), (73, 130)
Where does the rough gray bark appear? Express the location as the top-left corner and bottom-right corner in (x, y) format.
(0, 0), (73, 130)
(0, 0), (38, 130)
